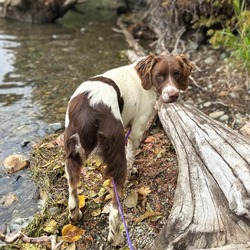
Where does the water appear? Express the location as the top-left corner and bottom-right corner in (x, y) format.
(0, 0), (128, 227)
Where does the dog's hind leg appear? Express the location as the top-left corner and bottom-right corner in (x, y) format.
(98, 118), (127, 246)
(64, 132), (86, 223)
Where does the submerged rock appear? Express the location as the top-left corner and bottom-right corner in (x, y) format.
(0, 192), (17, 206)
(3, 154), (30, 174)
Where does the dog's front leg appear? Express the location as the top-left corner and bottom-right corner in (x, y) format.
(126, 124), (144, 176)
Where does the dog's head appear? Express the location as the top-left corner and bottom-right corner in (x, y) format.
(135, 54), (194, 103)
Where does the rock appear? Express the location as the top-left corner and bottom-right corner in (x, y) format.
(228, 92), (240, 99)
(48, 122), (63, 133)
(3, 154), (30, 174)
(209, 111), (225, 120)
(204, 55), (217, 65)
(219, 114), (229, 122)
(203, 101), (211, 108)
(239, 123), (250, 138)
(0, 192), (17, 206)
(57, 107), (67, 113)
(10, 216), (33, 232)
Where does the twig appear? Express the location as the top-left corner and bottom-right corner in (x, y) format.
(189, 75), (203, 90)
(0, 231), (63, 250)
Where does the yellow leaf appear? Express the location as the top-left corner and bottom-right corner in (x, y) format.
(104, 193), (112, 201)
(91, 207), (101, 217)
(78, 195), (85, 208)
(43, 219), (57, 233)
(61, 224), (85, 243)
(103, 179), (111, 188)
(98, 187), (106, 197)
(137, 186), (151, 196)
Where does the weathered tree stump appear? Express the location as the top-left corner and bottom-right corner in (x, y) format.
(154, 102), (250, 250)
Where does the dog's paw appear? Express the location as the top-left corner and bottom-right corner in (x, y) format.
(108, 227), (124, 246)
(127, 166), (138, 178)
(108, 206), (125, 246)
(69, 209), (83, 224)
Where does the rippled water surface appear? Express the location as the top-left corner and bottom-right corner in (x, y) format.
(0, 0), (127, 226)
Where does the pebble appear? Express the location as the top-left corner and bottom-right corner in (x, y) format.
(219, 114), (229, 122)
(3, 154), (30, 174)
(209, 111), (225, 119)
(229, 92), (240, 99)
(57, 107), (67, 113)
(203, 101), (211, 108)
(204, 55), (217, 65)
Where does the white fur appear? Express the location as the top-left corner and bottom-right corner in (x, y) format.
(108, 205), (124, 246)
(162, 85), (179, 103)
(65, 81), (122, 127)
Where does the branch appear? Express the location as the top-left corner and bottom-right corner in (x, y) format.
(0, 231), (63, 250)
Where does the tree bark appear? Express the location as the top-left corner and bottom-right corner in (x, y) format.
(154, 102), (250, 250)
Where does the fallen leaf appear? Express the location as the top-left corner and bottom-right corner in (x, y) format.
(87, 190), (97, 198)
(61, 224), (85, 243)
(145, 136), (154, 143)
(103, 179), (111, 188)
(137, 186), (151, 196)
(78, 195), (85, 208)
(65, 243), (76, 250)
(104, 193), (112, 201)
(124, 190), (138, 208)
(91, 207), (101, 217)
(85, 235), (94, 243)
(43, 219), (57, 233)
(134, 211), (162, 223)
(98, 187), (106, 197)
(150, 215), (162, 222)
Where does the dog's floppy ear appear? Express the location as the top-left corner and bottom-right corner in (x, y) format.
(135, 55), (156, 90)
(177, 54), (194, 90)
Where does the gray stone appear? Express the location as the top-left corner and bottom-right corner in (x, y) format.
(209, 111), (225, 119)
(229, 92), (240, 99)
(203, 102), (211, 108)
(48, 122), (63, 133)
(219, 114), (229, 122)
(3, 154), (30, 174)
(204, 56), (217, 65)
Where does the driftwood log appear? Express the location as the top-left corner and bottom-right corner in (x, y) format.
(0, 0), (85, 24)
(154, 102), (250, 250)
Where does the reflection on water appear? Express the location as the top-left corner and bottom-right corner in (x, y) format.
(0, 0), (127, 227)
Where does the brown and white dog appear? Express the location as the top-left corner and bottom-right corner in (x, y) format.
(64, 54), (193, 245)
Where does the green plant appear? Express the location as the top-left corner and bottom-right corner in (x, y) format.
(209, 0), (250, 69)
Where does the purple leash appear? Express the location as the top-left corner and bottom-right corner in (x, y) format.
(112, 178), (134, 250)
(112, 128), (134, 250)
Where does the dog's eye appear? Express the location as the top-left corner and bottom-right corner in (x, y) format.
(174, 71), (181, 79)
(156, 73), (164, 81)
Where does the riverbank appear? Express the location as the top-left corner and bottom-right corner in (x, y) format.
(1, 1), (250, 250)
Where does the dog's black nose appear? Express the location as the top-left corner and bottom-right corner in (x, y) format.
(169, 90), (179, 102)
